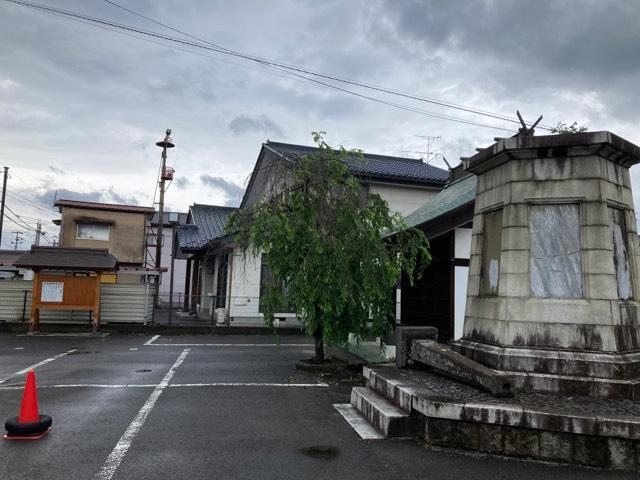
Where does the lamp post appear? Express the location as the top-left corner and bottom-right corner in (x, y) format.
(155, 129), (174, 309)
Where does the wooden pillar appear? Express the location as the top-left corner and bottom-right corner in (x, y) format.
(183, 258), (192, 311)
(29, 271), (40, 334)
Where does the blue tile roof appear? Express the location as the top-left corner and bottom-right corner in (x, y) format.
(177, 204), (237, 251)
(264, 141), (449, 186)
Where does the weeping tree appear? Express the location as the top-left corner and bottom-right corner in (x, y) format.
(226, 133), (431, 363)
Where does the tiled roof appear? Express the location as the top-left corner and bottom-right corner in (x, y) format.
(404, 174), (477, 229)
(177, 204), (237, 251)
(14, 246), (117, 271)
(0, 250), (27, 267)
(264, 141), (449, 185)
(55, 199), (155, 214)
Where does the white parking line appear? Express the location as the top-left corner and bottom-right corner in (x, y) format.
(0, 348), (77, 385)
(0, 382), (328, 390)
(94, 348), (190, 480)
(0, 384), (157, 390)
(169, 382), (329, 387)
(333, 404), (385, 440)
(143, 335), (160, 346)
(150, 343), (313, 347)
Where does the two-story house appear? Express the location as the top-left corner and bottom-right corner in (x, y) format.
(54, 199), (155, 283)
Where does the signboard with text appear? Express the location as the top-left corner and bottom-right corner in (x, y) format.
(41, 282), (64, 302)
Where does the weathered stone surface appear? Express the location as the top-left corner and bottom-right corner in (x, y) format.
(395, 326), (437, 369)
(412, 393), (465, 420)
(539, 431), (573, 462)
(597, 415), (640, 440)
(477, 424), (503, 454)
(350, 387), (412, 437)
(365, 366), (427, 412)
(462, 402), (523, 427)
(424, 418), (479, 451)
(411, 339), (513, 397)
(503, 427), (539, 458)
(461, 132), (640, 392)
(607, 437), (637, 470)
(573, 435), (608, 467)
(351, 366), (640, 470)
(523, 408), (597, 435)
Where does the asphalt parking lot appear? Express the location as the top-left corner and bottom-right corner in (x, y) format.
(0, 333), (635, 480)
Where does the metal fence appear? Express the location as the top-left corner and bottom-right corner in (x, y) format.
(0, 281), (154, 324)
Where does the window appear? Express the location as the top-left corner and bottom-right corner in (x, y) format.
(76, 222), (110, 241)
(480, 209), (503, 296)
(529, 204), (582, 298)
(608, 207), (633, 300)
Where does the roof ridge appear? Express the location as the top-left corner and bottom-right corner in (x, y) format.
(191, 203), (238, 209)
(266, 141), (436, 166)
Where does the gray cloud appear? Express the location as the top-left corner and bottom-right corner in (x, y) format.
(4, 0), (640, 231)
(174, 177), (191, 189)
(200, 175), (244, 206)
(48, 165), (65, 175)
(228, 114), (284, 137)
(33, 187), (141, 207)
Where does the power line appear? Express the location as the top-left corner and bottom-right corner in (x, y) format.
(101, 0), (551, 130)
(4, 0), (533, 132)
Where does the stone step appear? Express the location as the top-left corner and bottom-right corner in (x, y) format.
(350, 386), (413, 437)
(363, 365), (432, 412)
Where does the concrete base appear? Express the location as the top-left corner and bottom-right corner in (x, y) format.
(395, 326), (437, 368)
(350, 365), (640, 471)
(454, 339), (640, 400)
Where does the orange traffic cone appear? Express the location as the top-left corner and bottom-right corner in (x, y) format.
(4, 369), (52, 440)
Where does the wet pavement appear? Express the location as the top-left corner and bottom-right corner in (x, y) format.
(0, 333), (635, 479)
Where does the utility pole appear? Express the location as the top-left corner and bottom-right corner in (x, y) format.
(34, 219), (42, 246)
(154, 129), (175, 308)
(12, 231), (23, 251)
(0, 167), (8, 248)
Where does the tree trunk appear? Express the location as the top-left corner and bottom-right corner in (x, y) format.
(313, 325), (325, 363)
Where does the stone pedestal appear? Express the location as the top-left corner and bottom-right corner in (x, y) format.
(454, 132), (640, 398)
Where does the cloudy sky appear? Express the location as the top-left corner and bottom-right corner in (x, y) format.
(2, 0), (640, 248)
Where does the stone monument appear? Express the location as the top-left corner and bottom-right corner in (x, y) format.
(455, 131), (640, 399)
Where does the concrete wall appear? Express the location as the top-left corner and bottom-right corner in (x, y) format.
(464, 152), (640, 352)
(59, 207), (147, 265)
(369, 183), (439, 217)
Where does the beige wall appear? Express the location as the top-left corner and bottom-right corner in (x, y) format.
(59, 207), (147, 265)
(369, 183), (439, 217)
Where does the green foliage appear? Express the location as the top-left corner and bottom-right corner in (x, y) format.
(226, 133), (431, 351)
(550, 121), (588, 134)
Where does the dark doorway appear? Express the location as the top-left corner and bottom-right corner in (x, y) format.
(400, 234), (452, 341)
